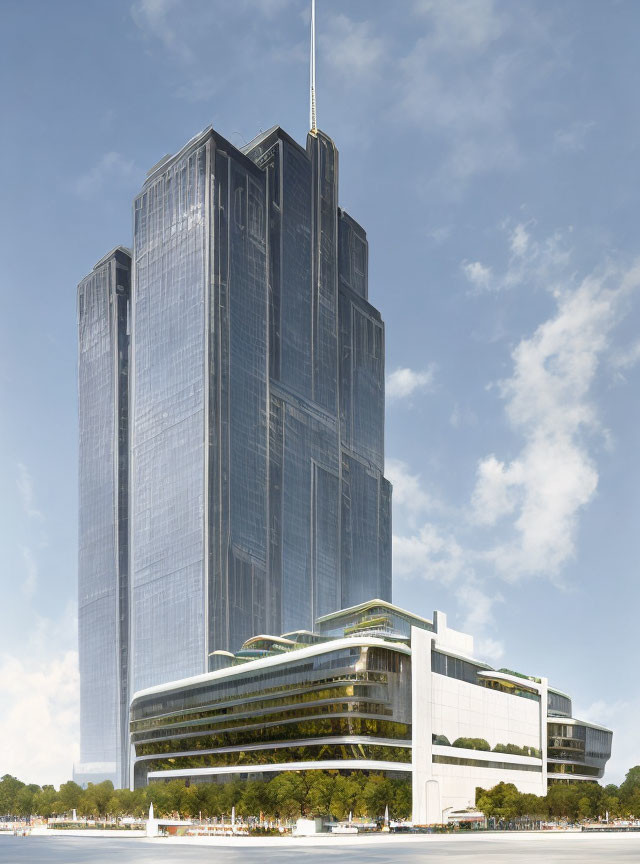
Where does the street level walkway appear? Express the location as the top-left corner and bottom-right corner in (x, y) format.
(1, 831), (640, 863)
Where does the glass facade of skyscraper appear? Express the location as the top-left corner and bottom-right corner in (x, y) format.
(76, 124), (391, 786)
(76, 247), (130, 786)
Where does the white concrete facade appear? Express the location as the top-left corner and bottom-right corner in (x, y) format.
(410, 621), (548, 824)
(411, 626), (435, 823)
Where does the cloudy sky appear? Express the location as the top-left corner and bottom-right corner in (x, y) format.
(1, 0), (639, 787)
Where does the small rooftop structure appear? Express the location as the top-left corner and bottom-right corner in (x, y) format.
(316, 598), (434, 642)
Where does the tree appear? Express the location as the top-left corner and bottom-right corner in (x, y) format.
(581, 781), (603, 818)
(267, 773), (313, 819)
(14, 785), (40, 817)
(34, 786), (58, 819)
(362, 775), (393, 819)
(0, 775), (25, 816)
(308, 773), (337, 817)
(519, 793), (547, 819)
(577, 796), (592, 821)
(620, 767), (640, 806)
(622, 790), (640, 818)
(234, 780), (267, 820)
(547, 783), (579, 821)
(200, 782), (225, 818)
(602, 794), (621, 820)
(77, 781), (115, 818)
(106, 795), (124, 818)
(178, 784), (204, 819)
(476, 782), (520, 819)
(160, 780), (188, 817)
(392, 778), (412, 820)
(497, 785), (522, 821)
(330, 775), (363, 820)
(112, 787), (145, 818)
(220, 779), (244, 818)
(57, 781), (83, 814)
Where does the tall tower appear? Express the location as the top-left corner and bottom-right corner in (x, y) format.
(77, 6), (391, 789)
(76, 247), (130, 787)
(127, 124), (391, 696)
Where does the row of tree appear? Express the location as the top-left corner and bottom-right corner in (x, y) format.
(2, 766), (640, 822)
(477, 766), (640, 821)
(0, 772), (410, 821)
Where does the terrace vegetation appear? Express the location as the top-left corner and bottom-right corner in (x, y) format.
(433, 736), (541, 758)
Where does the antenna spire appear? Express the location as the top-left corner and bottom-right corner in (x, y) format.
(310, 0), (317, 134)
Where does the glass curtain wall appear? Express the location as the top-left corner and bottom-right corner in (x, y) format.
(130, 643), (411, 787)
(77, 248), (130, 787)
(131, 138), (209, 694)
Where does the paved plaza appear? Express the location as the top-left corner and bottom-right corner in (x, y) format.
(2, 833), (640, 863)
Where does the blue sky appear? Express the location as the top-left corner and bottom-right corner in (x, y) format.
(1, 0), (639, 786)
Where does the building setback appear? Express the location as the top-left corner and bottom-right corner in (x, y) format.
(76, 126), (392, 787)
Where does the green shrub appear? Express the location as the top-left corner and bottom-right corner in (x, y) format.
(452, 737), (490, 751)
(492, 743), (541, 758)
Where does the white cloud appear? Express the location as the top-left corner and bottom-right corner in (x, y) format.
(456, 580), (505, 662)
(456, 580), (498, 629)
(413, 0), (505, 53)
(387, 366), (435, 400)
(503, 224), (570, 291)
(26, 602), (78, 660)
(463, 222), (570, 294)
(74, 152), (136, 199)
(131, 0), (296, 70)
(610, 338), (640, 378)
(20, 546), (38, 598)
(391, 223), (640, 682)
(399, 38), (519, 187)
(386, 458), (436, 515)
(240, 0), (293, 18)
(554, 120), (595, 153)
(131, 0), (193, 62)
(320, 14), (385, 80)
(175, 74), (220, 104)
(396, 2), (559, 190)
(398, 1), (518, 188)
(510, 222), (530, 257)
(471, 455), (522, 526)
(0, 603), (79, 786)
(462, 260), (492, 290)
(16, 462), (43, 520)
(475, 636), (505, 664)
(393, 523), (468, 584)
(449, 402), (477, 428)
(476, 262), (640, 579)
(0, 649), (79, 786)
(427, 225), (452, 246)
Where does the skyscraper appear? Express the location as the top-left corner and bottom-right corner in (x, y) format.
(76, 247), (131, 787)
(76, 124), (392, 787)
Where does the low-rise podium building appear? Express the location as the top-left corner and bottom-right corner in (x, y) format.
(129, 600), (611, 823)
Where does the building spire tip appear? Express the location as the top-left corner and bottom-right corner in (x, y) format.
(310, 0), (317, 134)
